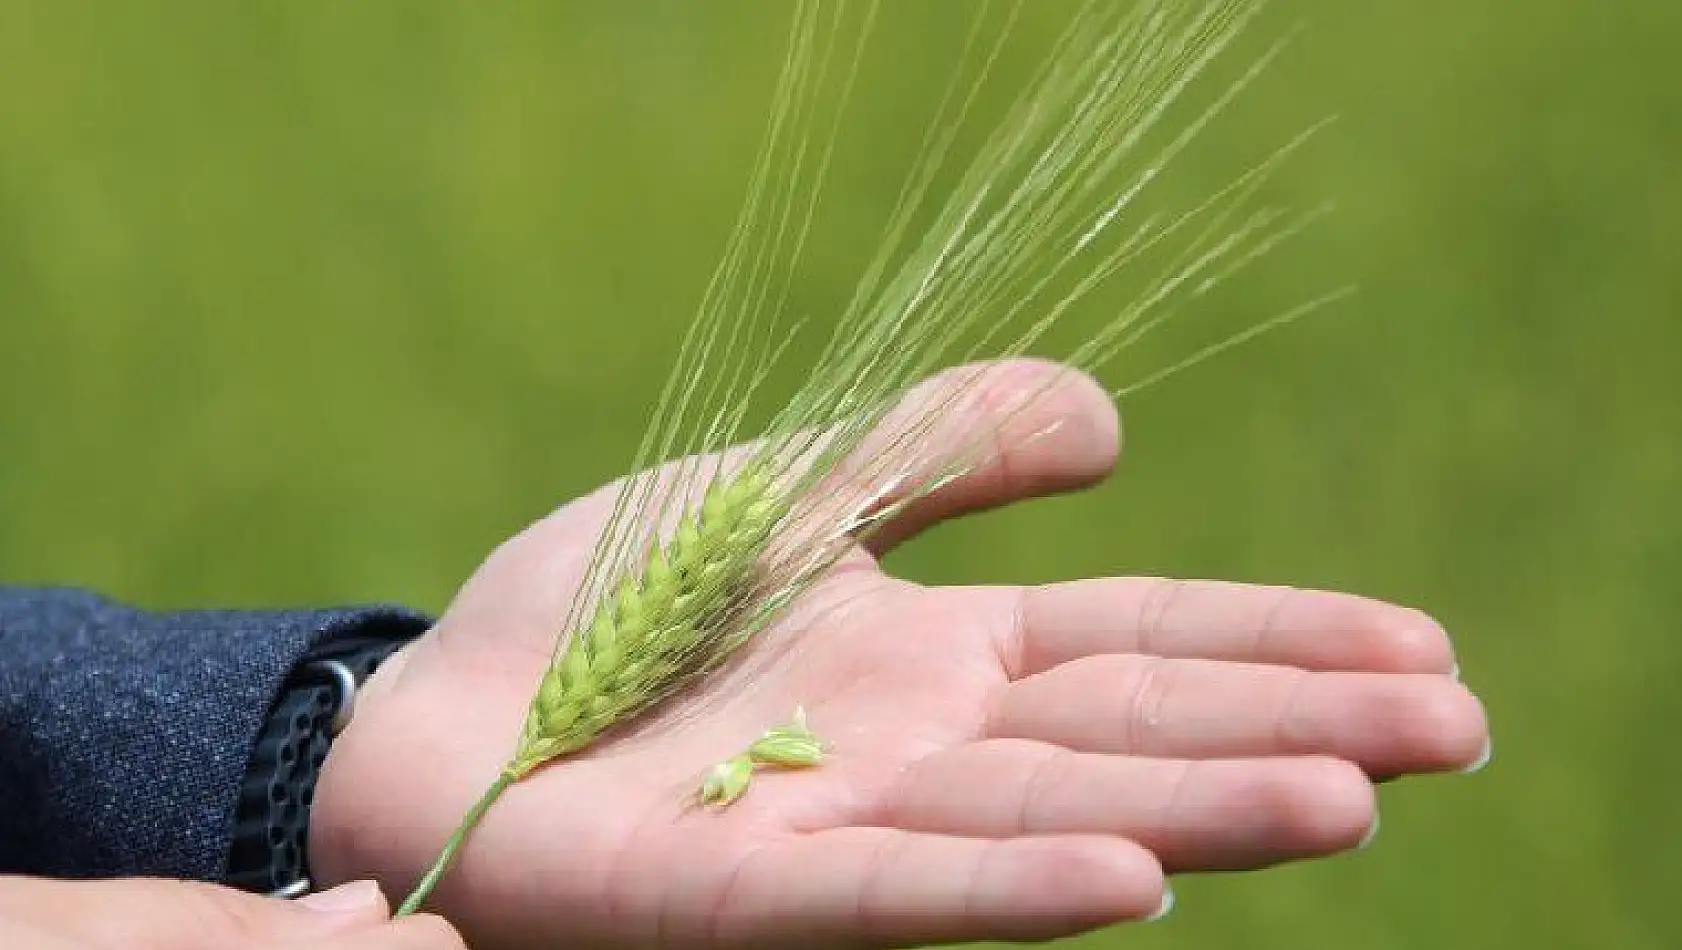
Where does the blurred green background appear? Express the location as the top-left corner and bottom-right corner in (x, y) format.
(1, 2), (1676, 947)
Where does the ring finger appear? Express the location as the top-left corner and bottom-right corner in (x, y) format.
(881, 739), (1377, 872)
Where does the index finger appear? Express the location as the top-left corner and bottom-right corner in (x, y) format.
(998, 578), (1456, 677)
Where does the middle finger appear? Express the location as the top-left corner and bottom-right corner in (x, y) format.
(986, 653), (1487, 774)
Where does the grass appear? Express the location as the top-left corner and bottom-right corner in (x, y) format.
(1, 1), (1679, 947)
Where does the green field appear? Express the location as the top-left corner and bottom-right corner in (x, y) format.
(2, 2), (1676, 947)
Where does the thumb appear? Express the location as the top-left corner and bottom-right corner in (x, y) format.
(0, 876), (391, 950)
(268, 914), (468, 950)
(850, 358), (1122, 557)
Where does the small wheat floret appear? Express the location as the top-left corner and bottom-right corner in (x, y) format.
(697, 707), (829, 807)
(700, 754), (757, 807)
(746, 705), (827, 767)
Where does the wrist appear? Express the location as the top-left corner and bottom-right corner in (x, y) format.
(226, 633), (418, 897)
(305, 640), (417, 890)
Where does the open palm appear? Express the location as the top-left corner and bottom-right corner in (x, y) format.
(311, 361), (1488, 950)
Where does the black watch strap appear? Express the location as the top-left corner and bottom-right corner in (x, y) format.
(224, 636), (407, 897)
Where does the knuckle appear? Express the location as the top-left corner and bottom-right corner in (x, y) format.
(1007, 837), (1160, 923)
(1120, 655), (1180, 754)
(1362, 607), (1455, 672)
(1015, 744), (1077, 833)
(1387, 682), (1488, 764)
(1133, 578), (1186, 655)
(1249, 758), (1374, 853)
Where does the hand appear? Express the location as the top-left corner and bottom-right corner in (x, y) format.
(0, 877), (465, 950)
(312, 358), (1490, 950)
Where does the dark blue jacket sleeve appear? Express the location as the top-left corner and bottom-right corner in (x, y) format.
(0, 585), (430, 881)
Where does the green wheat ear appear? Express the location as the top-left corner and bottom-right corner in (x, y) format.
(396, 0), (1339, 918)
(397, 464), (792, 916)
(512, 462), (789, 776)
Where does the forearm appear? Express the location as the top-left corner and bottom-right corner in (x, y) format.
(0, 585), (428, 880)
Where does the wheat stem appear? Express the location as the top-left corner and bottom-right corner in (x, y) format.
(395, 770), (516, 918)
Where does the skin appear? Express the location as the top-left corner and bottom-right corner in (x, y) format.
(311, 358), (1490, 950)
(0, 878), (465, 950)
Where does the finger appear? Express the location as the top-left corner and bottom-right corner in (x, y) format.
(0, 877), (389, 950)
(883, 739), (1375, 872)
(1002, 578), (1455, 676)
(543, 357), (1116, 554)
(270, 914), (467, 950)
(837, 357), (1121, 557)
(988, 654), (1489, 775)
(713, 828), (1166, 950)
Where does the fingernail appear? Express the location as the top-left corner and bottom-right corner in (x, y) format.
(1458, 737), (1493, 775)
(1145, 886), (1175, 923)
(1357, 810), (1380, 850)
(299, 880), (384, 915)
